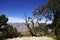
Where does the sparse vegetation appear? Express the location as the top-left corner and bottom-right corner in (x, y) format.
(0, 14), (22, 39)
(2, 24), (22, 38)
(0, 0), (60, 40)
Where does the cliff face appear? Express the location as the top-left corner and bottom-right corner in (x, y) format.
(9, 23), (28, 32)
(9, 23), (38, 32)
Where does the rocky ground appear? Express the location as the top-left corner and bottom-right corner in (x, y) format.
(7, 36), (55, 40)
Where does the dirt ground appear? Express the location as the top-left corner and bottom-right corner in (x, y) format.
(7, 36), (55, 40)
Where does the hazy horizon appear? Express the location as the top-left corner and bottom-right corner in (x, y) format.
(0, 0), (51, 23)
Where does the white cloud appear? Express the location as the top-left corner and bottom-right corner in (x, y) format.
(8, 17), (25, 23)
(8, 17), (52, 24)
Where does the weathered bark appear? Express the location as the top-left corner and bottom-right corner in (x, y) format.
(26, 23), (36, 36)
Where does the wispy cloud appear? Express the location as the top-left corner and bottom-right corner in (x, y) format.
(8, 17), (25, 23)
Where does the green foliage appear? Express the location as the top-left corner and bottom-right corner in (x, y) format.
(33, 0), (60, 40)
(24, 1), (60, 39)
(0, 14), (22, 39)
(0, 14), (8, 27)
(47, 1), (60, 40)
(0, 14), (8, 40)
(31, 24), (47, 37)
(47, 0), (60, 10)
(2, 24), (21, 38)
(54, 27), (60, 40)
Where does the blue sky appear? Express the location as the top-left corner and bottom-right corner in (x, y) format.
(0, 0), (51, 23)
